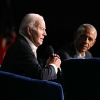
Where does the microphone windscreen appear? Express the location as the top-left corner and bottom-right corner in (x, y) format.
(45, 45), (54, 57)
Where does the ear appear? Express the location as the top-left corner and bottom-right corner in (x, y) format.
(26, 26), (31, 36)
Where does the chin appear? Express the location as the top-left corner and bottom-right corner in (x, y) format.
(81, 49), (88, 52)
(38, 43), (43, 46)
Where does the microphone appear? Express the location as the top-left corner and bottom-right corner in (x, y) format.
(45, 45), (54, 58)
(45, 45), (62, 72)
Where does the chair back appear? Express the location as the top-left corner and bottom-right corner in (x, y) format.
(61, 58), (100, 100)
(0, 70), (64, 100)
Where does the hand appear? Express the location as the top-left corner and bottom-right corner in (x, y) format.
(46, 54), (61, 68)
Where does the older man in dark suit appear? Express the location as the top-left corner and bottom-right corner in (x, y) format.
(57, 24), (97, 62)
(1, 13), (61, 81)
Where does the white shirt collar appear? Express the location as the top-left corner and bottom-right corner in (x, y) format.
(75, 49), (85, 58)
(20, 33), (37, 52)
(74, 43), (85, 59)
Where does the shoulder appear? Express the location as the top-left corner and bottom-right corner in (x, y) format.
(56, 42), (74, 53)
(14, 34), (29, 46)
(7, 34), (30, 53)
(85, 51), (93, 58)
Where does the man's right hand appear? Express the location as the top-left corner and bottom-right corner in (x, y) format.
(46, 54), (61, 68)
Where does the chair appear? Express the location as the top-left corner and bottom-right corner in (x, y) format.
(0, 70), (64, 100)
(61, 58), (100, 100)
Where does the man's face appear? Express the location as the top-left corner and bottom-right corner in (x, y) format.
(74, 28), (96, 53)
(29, 19), (47, 47)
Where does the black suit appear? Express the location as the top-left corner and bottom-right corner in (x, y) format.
(56, 42), (92, 62)
(1, 34), (57, 80)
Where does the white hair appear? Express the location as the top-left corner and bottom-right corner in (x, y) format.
(19, 13), (44, 34)
(76, 23), (97, 39)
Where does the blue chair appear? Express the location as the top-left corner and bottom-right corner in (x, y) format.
(61, 58), (100, 100)
(0, 70), (64, 100)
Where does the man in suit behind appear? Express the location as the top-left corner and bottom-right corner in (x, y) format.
(56, 23), (97, 62)
(1, 13), (61, 81)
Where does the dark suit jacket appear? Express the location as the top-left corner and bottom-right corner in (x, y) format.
(1, 34), (57, 80)
(56, 42), (92, 62)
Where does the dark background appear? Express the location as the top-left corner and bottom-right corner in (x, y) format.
(0, 0), (100, 58)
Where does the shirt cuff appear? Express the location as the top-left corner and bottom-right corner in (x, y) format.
(49, 64), (58, 74)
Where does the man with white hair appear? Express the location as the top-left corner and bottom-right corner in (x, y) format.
(57, 23), (97, 61)
(1, 13), (61, 81)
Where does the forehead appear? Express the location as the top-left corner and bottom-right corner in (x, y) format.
(35, 18), (46, 27)
(78, 28), (96, 39)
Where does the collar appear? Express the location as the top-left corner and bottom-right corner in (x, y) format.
(20, 33), (38, 52)
(74, 43), (85, 58)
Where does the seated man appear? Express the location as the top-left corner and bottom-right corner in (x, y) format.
(56, 23), (97, 62)
(1, 13), (61, 81)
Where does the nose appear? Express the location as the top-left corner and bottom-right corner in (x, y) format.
(84, 37), (89, 43)
(44, 31), (47, 36)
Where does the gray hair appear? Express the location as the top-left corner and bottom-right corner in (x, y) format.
(76, 23), (97, 39)
(19, 13), (44, 34)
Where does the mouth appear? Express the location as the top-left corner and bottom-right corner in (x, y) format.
(40, 38), (44, 41)
(81, 45), (88, 49)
